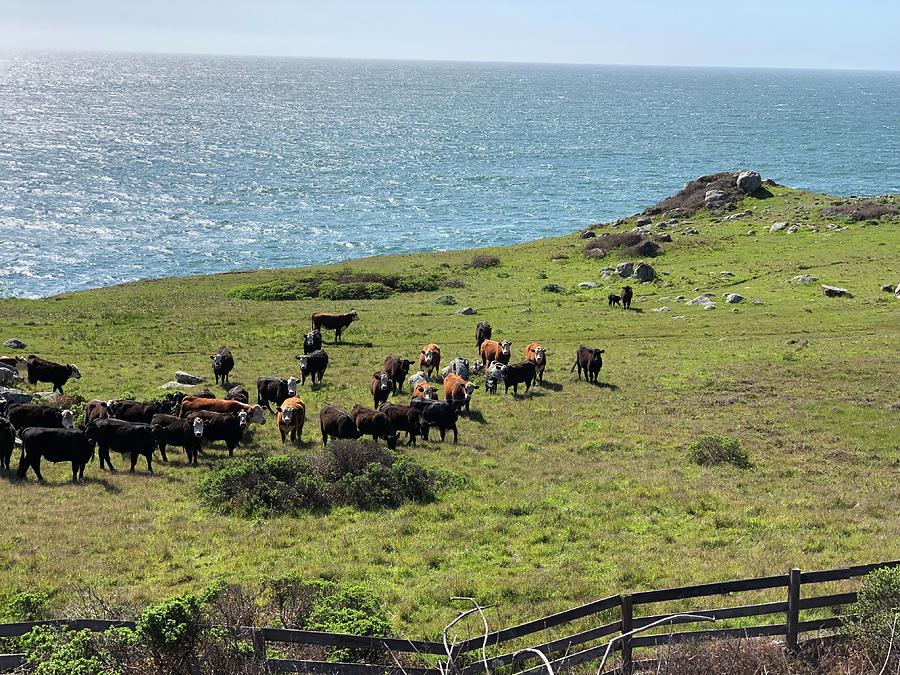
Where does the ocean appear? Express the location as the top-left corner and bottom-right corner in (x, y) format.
(1, 52), (898, 298)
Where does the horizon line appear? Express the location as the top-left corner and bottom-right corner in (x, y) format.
(3, 47), (899, 74)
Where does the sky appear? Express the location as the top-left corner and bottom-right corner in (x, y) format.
(1, 0), (899, 71)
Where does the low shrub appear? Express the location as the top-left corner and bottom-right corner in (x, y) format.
(470, 254), (500, 268)
(137, 593), (206, 672)
(2, 591), (50, 621)
(847, 565), (900, 663)
(621, 239), (661, 258)
(20, 626), (117, 675)
(690, 435), (751, 468)
(435, 294), (457, 305)
(541, 283), (563, 293)
(226, 270), (443, 302)
(442, 277), (465, 288)
(306, 584), (391, 662)
(822, 200), (898, 221)
(225, 280), (311, 301)
(318, 281), (392, 301)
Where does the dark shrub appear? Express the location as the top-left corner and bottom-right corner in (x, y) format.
(822, 200), (899, 221)
(226, 279), (313, 301)
(621, 239), (661, 258)
(541, 283), (563, 293)
(470, 254), (500, 268)
(690, 435), (751, 468)
(435, 294), (457, 305)
(394, 274), (442, 293)
(305, 584), (391, 662)
(312, 440), (393, 482)
(847, 566), (900, 663)
(443, 278), (465, 288)
(318, 281), (393, 301)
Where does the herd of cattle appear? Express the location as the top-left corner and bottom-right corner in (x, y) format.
(0, 311), (608, 484)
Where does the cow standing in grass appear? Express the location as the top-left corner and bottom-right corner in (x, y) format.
(319, 404), (360, 447)
(311, 310), (359, 343)
(0, 416), (14, 469)
(25, 356), (81, 394)
(443, 373), (477, 412)
(524, 343), (548, 383)
(276, 396), (306, 445)
(418, 343), (441, 378)
(475, 322), (492, 349)
(571, 346), (604, 384)
(621, 286), (633, 310)
(17, 427), (95, 483)
(480, 339), (511, 366)
(383, 356), (412, 394)
(371, 371), (392, 408)
(303, 329), (322, 354)
(211, 347), (234, 385)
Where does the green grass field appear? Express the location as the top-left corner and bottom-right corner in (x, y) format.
(1, 183), (898, 637)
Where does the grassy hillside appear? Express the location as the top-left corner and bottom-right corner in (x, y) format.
(1, 182), (898, 637)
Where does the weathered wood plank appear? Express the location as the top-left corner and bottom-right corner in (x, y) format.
(799, 560), (899, 584)
(796, 616), (844, 632)
(629, 623), (788, 648)
(260, 627), (445, 655)
(633, 600), (786, 628)
(630, 574), (788, 605)
(798, 592), (856, 611)
(0, 653), (25, 671)
(0, 618), (135, 638)
(267, 659), (438, 674)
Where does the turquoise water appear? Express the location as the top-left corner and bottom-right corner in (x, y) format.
(1, 52), (898, 298)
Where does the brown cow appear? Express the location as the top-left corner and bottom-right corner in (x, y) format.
(311, 310), (359, 342)
(85, 399), (111, 423)
(480, 339), (512, 366)
(178, 396), (266, 424)
(524, 342), (548, 382)
(418, 343), (441, 377)
(443, 373), (477, 413)
(276, 396), (306, 445)
(371, 371), (392, 408)
(412, 382), (439, 400)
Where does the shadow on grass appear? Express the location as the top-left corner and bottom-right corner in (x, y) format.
(596, 381), (620, 391)
(463, 410), (487, 425)
(538, 380), (563, 392)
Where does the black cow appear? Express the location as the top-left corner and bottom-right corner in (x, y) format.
(296, 349), (328, 386)
(378, 403), (422, 446)
(319, 404), (360, 447)
(86, 418), (159, 473)
(256, 376), (298, 412)
(502, 361), (536, 396)
(0, 417), (14, 469)
(621, 286), (633, 310)
(211, 347), (234, 385)
(25, 355), (81, 394)
(608, 294), (621, 307)
(351, 405), (398, 450)
(17, 427), (95, 483)
(383, 356), (412, 394)
(410, 398), (459, 444)
(225, 385), (249, 404)
(371, 371), (392, 408)
(151, 414), (205, 465)
(109, 400), (163, 424)
(8, 404), (74, 433)
(303, 330), (323, 354)
(475, 321), (492, 349)
(571, 346), (604, 384)
(185, 410), (245, 456)
(311, 311), (359, 343)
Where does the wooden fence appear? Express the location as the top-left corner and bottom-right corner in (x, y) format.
(0, 559), (896, 674)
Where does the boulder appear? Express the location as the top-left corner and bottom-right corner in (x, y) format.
(704, 190), (729, 209)
(159, 381), (195, 391)
(822, 285), (852, 298)
(578, 282), (598, 289)
(3, 339), (25, 349)
(769, 222), (789, 233)
(703, 303), (717, 310)
(751, 300), (764, 305)
(580, 230), (596, 239)
(674, 295), (686, 301)
(456, 306), (477, 315)
(724, 293), (744, 304)
(682, 227), (700, 235)
(0, 387), (33, 406)
(520, 308), (533, 314)
(720, 271), (735, 277)
(636, 216), (652, 226)
(787, 225), (799, 234)
(652, 306), (671, 313)
(616, 262), (634, 278)
(175, 371), (204, 385)
(686, 294), (715, 306)
(735, 171), (762, 194)
(790, 275), (818, 285)
(601, 271), (615, 280)
(586, 248), (607, 259)
(723, 209), (753, 222)
(633, 262), (657, 282)
(653, 233), (673, 243)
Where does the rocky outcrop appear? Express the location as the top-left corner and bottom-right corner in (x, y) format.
(704, 190), (729, 209)
(616, 262), (634, 278)
(3, 339), (25, 349)
(633, 262), (657, 282)
(769, 222), (789, 233)
(0, 387), (33, 405)
(791, 275), (818, 284)
(175, 371), (204, 385)
(724, 293), (744, 304)
(736, 171), (762, 194)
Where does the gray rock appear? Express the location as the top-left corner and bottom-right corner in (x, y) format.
(791, 275), (818, 284)
(735, 170), (762, 194)
(636, 216), (652, 226)
(175, 371), (204, 385)
(652, 306), (671, 313)
(822, 285), (853, 298)
(724, 293), (744, 304)
(703, 303), (717, 310)
(720, 271), (735, 277)
(723, 210), (753, 222)
(881, 284), (895, 293)
(3, 339), (25, 349)
(751, 300), (764, 305)
(580, 230), (596, 239)
(520, 307), (533, 314)
(682, 227), (699, 235)
(160, 381), (195, 391)
(586, 248), (607, 259)
(633, 261), (657, 282)
(746, 229), (756, 236)
(616, 261), (634, 278)
(704, 189), (729, 208)
(456, 306), (478, 315)
(787, 225), (799, 233)
(601, 271), (615, 280)
(686, 293), (715, 306)
(769, 222), (789, 233)
(674, 295), (686, 301)
(0, 387), (33, 405)
(578, 282), (598, 289)
(0, 366), (22, 386)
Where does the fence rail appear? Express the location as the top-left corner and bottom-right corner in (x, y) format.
(1, 559), (896, 674)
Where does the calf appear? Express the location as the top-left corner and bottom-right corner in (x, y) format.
(319, 404), (361, 447)
(151, 414), (204, 464)
(502, 361), (536, 396)
(480, 339), (511, 366)
(351, 405), (398, 450)
(475, 321), (492, 349)
(225, 385), (249, 404)
(256, 376), (298, 412)
(484, 361), (504, 395)
(311, 310), (359, 343)
(8, 404), (74, 433)
(211, 347), (235, 385)
(295, 349), (329, 386)
(621, 286), (633, 310)
(276, 396), (306, 445)
(441, 357), (470, 381)
(443, 373), (477, 412)
(179, 396), (266, 425)
(410, 398), (459, 444)
(571, 346), (604, 384)
(17, 427), (95, 483)
(25, 355), (81, 394)
(608, 294), (621, 307)
(412, 382), (439, 400)
(0, 365), (21, 387)
(185, 410), (245, 456)
(378, 403), (422, 446)
(84, 399), (110, 424)
(371, 371), (392, 408)
(524, 343), (548, 383)
(418, 343), (441, 377)
(86, 418), (158, 473)
(383, 356), (412, 394)
(303, 329), (323, 354)
(0, 416), (14, 469)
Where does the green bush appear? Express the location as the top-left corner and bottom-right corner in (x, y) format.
(394, 274), (442, 293)
(20, 626), (117, 675)
(318, 281), (393, 301)
(2, 591), (50, 621)
(848, 566), (900, 662)
(226, 270), (443, 302)
(306, 584), (391, 662)
(435, 294), (457, 305)
(470, 254), (500, 268)
(690, 435), (751, 468)
(137, 593), (205, 665)
(541, 283), (563, 293)
(443, 278), (465, 288)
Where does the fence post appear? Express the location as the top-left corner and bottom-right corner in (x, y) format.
(786, 567), (801, 650)
(621, 594), (633, 675)
(252, 628), (270, 673)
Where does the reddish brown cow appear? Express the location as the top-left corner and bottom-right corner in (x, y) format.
(412, 382), (439, 400)
(311, 310), (359, 342)
(276, 396), (306, 445)
(524, 342), (548, 382)
(480, 339), (512, 366)
(443, 373), (477, 412)
(418, 343), (441, 377)
(179, 396), (266, 424)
